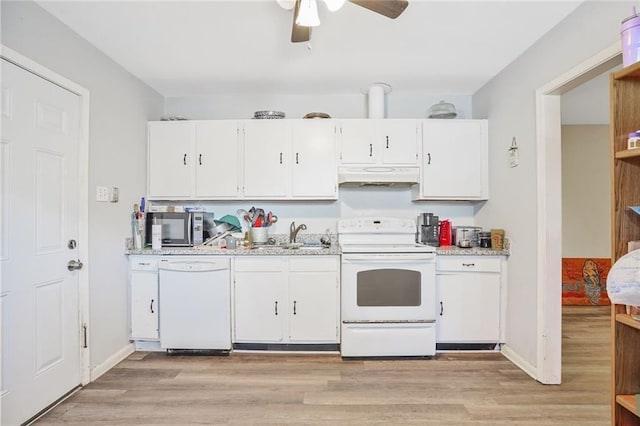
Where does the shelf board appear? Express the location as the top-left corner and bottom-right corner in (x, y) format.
(613, 61), (640, 80)
(615, 149), (640, 160)
(616, 313), (640, 330)
(616, 394), (640, 417)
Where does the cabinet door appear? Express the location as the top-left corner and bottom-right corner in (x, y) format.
(195, 121), (240, 198)
(339, 119), (377, 164)
(234, 260), (287, 342)
(130, 270), (159, 340)
(242, 120), (290, 198)
(288, 257), (339, 342)
(420, 120), (487, 200)
(379, 119), (420, 165)
(436, 272), (500, 342)
(291, 120), (338, 199)
(148, 121), (194, 199)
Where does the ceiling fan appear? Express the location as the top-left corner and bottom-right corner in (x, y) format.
(277, 0), (409, 43)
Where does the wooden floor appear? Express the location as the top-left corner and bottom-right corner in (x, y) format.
(36, 306), (611, 425)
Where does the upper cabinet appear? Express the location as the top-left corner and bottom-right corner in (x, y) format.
(338, 119), (420, 166)
(413, 119), (488, 201)
(242, 120), (291, 199)
(148, 119), (337, 201)
(290, 119), (338, 199)
(148, 121), (195, 199)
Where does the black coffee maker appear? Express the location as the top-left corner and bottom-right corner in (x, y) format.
(420, 213), (440, 247)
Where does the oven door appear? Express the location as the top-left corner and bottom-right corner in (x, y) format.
(341, 253), (436, 322)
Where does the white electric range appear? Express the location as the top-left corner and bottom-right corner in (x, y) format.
(338, 217), (436, 357)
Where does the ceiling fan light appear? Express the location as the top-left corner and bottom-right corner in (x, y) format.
(296, 0), (321, 27)
(323, 0), (346, 12)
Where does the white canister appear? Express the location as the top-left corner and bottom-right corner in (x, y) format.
(251, 227), (269, 245)
(152, 224), (162, 250)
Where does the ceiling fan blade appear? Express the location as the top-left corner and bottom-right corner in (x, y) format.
(349, 0), (409, 19)
(291, 0), (311, 43)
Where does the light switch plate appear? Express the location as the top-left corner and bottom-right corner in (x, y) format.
(96, 186), (109, 202)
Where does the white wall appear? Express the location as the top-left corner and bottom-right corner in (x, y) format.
(165, 93), (473, 120)
(561, 125), (611, 258)
(1, 1), (164, 371)
(472, 1), (633, 371)
(561, 65), (622, 125)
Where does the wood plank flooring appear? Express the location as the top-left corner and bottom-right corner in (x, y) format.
(36, 306), (611, 425)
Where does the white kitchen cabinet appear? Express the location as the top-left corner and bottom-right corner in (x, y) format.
(413, 119), (488, 200)
(148, 120), (240, 200)
(290, 120), (338, 199)
(148, 121), (194, 199)
(195, 120), (241, 198)
(233, 256), (340, 344)
(233, 258), (287, 342)
(241, 120), (337, 199)
(129, 256), (159, 340)
(288, 257), (340, 342)
(338, 119), (420, 166)
(435, 256), (504, 343)
(242, 120), (290, 198)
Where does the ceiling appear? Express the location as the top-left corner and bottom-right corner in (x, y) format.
(37, 1), (583, 97)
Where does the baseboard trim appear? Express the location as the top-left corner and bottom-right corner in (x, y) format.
(501, 344), (538, 381)
(90, 343), (134, 382)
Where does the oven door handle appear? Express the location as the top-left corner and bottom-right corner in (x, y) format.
(342, 254), (436, 262)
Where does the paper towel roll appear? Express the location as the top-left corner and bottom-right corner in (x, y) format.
(152, 224), (162, 250)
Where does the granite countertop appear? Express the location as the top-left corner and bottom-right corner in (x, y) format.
(125, 233), (341, 256)
(435, 246), (510, 256)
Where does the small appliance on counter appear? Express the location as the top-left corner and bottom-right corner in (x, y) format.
(439, 220), (452, 246)
(418, 212), (440, 247)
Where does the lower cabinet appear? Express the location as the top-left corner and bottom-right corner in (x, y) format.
(129, 256), (159, 340)
(436, 256), (504, 344)
(233, 256), (340, 344)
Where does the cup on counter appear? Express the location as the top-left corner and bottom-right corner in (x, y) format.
(251, 227), (269, 245)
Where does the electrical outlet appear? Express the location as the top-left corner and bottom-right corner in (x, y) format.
(96, 186), (109, 202)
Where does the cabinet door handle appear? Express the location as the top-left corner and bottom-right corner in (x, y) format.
(150, 299), (155, 313)
(427, 153), (431, 165)
(293, 300), (297, 315)
(440, 301), (443, 316)
(369, 144), (373, 157)
(296, 152), (299, 164)
(183, 153), (187, 165)
(386, 136), (389, 149)
(462, 263), (476, 267)
(279, 152), (283, 164)
(275, 301), (278, 316)
(199, 154), (202, 165)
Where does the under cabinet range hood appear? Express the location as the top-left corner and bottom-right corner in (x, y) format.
(338, 166), (420, 186)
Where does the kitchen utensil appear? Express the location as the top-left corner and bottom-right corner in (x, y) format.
(428, 100), (457, 119)
(269, 214), (278, 225)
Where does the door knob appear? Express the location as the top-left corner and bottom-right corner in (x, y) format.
(67, 260), (84, 271)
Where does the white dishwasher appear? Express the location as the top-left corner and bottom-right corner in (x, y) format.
(158, 256), (231, 351)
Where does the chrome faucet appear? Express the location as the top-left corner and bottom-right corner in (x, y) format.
(289, 221), (307, 243)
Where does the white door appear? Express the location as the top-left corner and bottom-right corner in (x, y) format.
(195, 121), (240, 198)
(289, 270), (339, 342)
(436, 273), (501, 342)
(242, 120), (289, 198)
(1, 58), (82, 425)
(339, 119), (376, 164)
(233, 259), (287, 342)
(291, 120), (338, 199)
(421, 120), (484, 198)
(148, 121), (194, 199)
(380, 119), (420, 165)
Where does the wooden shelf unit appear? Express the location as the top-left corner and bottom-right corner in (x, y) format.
(610, 59), (640, 426)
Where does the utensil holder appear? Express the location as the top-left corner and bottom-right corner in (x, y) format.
(251, 227), (269, 245)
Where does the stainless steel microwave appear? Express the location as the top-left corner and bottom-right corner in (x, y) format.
(144, 212), (205, 247)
